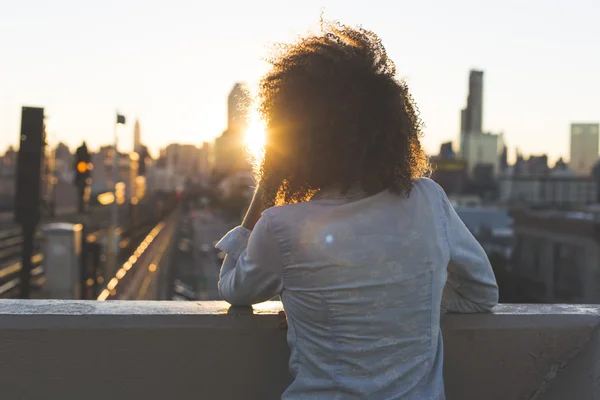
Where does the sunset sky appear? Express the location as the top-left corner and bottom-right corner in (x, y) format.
(1, 0), (599, 163)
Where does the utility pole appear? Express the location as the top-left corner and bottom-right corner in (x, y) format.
(14, 107), (45, 299)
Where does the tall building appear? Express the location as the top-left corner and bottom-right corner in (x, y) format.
(53, 142), (72, 182)
(214, 131), (250, 176)
(459, 70), (484, 157)
(164, 143), (202, 176)
(463, 132), (502, 176)
(228, 83), (250, 134)
(133, 119), (142, 152)
(214, 83), (252, 176)
(457, 70), (502, 177)
(570, 123), (599, 176)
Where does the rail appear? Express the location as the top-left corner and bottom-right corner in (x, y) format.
(97, 208), (179, 301)
(0, 205), (115, 265)
(0, 197), (180, 298)
(0, 221), (158, 298)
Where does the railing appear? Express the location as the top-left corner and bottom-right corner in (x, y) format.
(95, 207), (179, 301)
(0, 227), (121, 298)
(0, 228), (23, 262)
(0, 204), (177, 298)
(0, 301), (597, 400)
(0, 205), (114, 298)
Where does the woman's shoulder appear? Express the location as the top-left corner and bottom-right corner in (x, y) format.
(260, 201), (314, 221)
(408, 177), (444, 201)
(412, 177), (442, 193)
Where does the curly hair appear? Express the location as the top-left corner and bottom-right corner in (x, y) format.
(257, 21), (430, 207)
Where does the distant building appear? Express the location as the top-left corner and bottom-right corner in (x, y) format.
(163, 144), (203, 176)
(196, 142), (212, 177)
(511, 209), (600, 303)
(460, 70), (483, 158)
(0, 146), (17, 209)
(457, 70), (505, 177)
(468, 163), (500, 201)
(499, 145), (508, 174)
(214, 132), (250, 176)
(1, 146), (17, 172)
(499, 174), (596, 207)
(525, 155), (549, 175)
(591, 159), (600, 202)
(513, 154), (550, 176)
(570, 123), (599, 176)
(146, 157), (184, 193)
(554, 157), (569, 172)
(53, 142), (72, 182)
(463, 131), (503, 176)
(430, 142), (468, 195)
(214, 83), (252, 176)
(133, 120), (142, 153)
(227, 83), (250, 134)
(459, 70), (484, 158)
(91, 146), (132, 195)
(439, 142), (455, 159)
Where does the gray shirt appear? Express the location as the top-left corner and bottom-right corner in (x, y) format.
(216, 178), (499, 399)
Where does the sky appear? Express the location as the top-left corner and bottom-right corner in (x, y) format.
(1, 0), (599, 163)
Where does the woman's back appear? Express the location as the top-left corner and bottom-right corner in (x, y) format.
(215, 21), (498, 399)
(217, 178), (498, 399)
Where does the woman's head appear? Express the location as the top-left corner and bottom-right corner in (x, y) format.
(257, 21), (429, 207)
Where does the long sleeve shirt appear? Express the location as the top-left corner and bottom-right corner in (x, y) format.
(216, 178), (499, 399)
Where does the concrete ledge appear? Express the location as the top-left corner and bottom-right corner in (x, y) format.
(0, 301), (598, 400)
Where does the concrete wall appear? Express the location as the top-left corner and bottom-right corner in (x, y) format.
(0, 301), (598, 400)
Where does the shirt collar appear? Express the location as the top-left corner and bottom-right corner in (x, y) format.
(310, 183), (367, 201)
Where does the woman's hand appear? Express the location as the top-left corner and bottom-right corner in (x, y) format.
(241, 185), (266, 231)
(279, 310), (287, 330)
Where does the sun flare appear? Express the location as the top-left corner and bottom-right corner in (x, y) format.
(244, 110), (266, 161)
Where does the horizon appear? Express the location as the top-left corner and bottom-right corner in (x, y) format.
(1, 0), (599, 164)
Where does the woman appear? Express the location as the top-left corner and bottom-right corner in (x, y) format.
(216, 22), (498, 400)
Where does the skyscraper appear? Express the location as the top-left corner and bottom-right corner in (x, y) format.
(214, 83), (252, 176)
(459, 70), (484, 157)
(457, 69), (501, 176)
(570, 123), (600, 176)
(133, 119), (142, 152)
(227, 83), (250, 134)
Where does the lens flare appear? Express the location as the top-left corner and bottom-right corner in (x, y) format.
(244, 109), (266, 163)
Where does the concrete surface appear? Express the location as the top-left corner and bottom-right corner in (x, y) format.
(0, 301), (598, 400)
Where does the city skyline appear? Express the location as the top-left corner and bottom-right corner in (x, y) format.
(1, 0), (599, 163)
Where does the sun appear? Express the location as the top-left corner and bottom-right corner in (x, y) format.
(244, 109), (266, 162)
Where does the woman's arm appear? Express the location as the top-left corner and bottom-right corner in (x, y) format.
(241, 186), (265, 231)
(215, 186), (283, 306)
(436, 184), (499, 313)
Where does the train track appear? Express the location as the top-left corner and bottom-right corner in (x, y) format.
(0, 217), (162, 298)
(0, 195), (179, 298)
